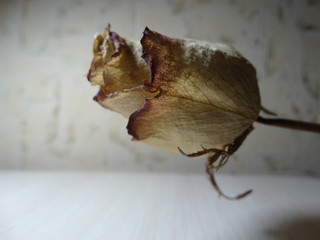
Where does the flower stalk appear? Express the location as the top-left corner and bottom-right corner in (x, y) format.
(256, 116), (320, 133)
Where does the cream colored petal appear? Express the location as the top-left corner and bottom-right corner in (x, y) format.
(93, 34), (105, 54)
(127, 28), (261, 153)
(128, 95), (253, 153)
(103, 39), (150, 93)
(141, 28), (260, 119)
(94, 86), (158, 119)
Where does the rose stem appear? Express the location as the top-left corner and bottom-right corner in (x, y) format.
(256, 116), (320, 133)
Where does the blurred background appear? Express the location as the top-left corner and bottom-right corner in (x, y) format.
(0, 0), (319, 175)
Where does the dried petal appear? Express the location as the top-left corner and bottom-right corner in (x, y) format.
(87, 26), (151, 118)
(94, 86), (158, 118)
(127, 28), (260, 154)
(87, 26), (150, 93)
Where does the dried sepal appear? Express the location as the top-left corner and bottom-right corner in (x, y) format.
(178, 125), (254, 199)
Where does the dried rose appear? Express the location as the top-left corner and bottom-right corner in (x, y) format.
(88, 26), (260, 151)
(87, 26), (260, 199)
(87, 26), (320, 199)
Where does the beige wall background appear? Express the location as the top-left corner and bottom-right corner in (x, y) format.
(0, 0), (319, 175)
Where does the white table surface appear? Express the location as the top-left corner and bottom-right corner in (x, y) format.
(0, 171), (319, 240)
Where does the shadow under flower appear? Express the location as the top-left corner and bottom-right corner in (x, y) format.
(266, 216), (320, 240)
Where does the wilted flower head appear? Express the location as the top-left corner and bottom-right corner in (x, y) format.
(87, 25), (320, 200)
(87, 25), (262, 199)
(88, 25), (261, 154)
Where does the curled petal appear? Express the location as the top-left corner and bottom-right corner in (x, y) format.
(87, 54), (105, 86)
(87, 26), (150, 93)
(94, 86), (158, 119)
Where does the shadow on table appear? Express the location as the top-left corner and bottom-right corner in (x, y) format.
(266, 216), (320, 240)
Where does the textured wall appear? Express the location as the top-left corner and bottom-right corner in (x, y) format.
(0, 0), (319, 175)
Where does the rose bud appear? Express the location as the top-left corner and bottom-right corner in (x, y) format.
(87, 25), (260, 199)
(87, 25), (320, 200)
(88, 25), (260, 149)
